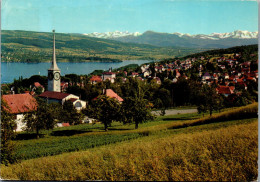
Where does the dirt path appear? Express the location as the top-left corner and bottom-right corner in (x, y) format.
(152, 108), (198, 116)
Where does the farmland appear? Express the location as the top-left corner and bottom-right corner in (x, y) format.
(1, 103), (258, 181)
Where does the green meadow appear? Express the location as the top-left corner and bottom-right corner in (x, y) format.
(1, 103), (258, 181)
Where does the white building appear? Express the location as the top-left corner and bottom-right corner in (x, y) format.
(2, 93), (38, 132)
(39, 91), (86, 110)
(102, 71), (116, 83)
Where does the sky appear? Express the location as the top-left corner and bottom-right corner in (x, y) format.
(1, 0), (258, 35)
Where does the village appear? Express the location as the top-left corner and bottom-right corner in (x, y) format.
(2, 42), (258, 133)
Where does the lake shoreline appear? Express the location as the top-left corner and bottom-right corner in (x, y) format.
(1, 60), (159, 84)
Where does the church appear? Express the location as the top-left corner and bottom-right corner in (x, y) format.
(39, 30), (86, 110)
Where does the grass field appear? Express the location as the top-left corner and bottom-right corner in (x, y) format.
(1, 103), (258, 181)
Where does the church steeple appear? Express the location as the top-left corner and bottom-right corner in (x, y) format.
(48, 29), (61, 92)
(50, 29), (59, 70)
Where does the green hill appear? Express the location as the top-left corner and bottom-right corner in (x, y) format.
(0, 103), (258, 181)
(1, 30), (206, 62)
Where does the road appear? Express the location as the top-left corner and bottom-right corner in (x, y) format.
(152, 108), (198, 116)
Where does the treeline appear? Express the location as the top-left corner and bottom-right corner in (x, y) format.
(183, 44), (258, 59)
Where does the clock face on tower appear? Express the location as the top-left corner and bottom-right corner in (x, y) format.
(54, 72), (60, 80)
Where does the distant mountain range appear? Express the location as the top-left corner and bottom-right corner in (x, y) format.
(1, 30), (205, 63)
(84, 31), (141, 39)
(83, 30), (258, 48)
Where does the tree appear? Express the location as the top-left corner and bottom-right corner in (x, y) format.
(196, 85), (223, 116)
(23, 99), (56, 138)
(60, 101), (84, 125)
(90, 95), (121, 131)
(1, 100), (17, 165)
(122, 96), (153, 129)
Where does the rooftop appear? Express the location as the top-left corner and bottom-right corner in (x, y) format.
(105, 89), (124, 102)
(39, 91), (70, 100)
(2, 93), (37, 114)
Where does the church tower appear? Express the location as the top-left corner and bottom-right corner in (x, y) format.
(48, 30), (61, 92)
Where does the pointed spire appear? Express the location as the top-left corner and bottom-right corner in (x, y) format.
(50, 29), (59, 70)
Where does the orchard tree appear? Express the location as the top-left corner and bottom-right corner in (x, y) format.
(122, 96), (153, 129)
(90, 95), (121, 131)
(1, 100), (17, 165)
(196, 84), (223, 116)
(23, 99), (55, 138)
(60, 101), (84, 125)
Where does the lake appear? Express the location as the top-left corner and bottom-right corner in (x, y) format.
(1, 60), (157, 83)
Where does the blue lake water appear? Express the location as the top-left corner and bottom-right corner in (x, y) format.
(1, 60), (157, 83)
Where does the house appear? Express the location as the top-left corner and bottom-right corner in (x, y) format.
(39, 91), (86, 110)
(202, 72), (211, 80)
(143, 70), (151, 77)
(102, 71), (116, 83)
(2, 93), (38, 131)
(32, 82), (45, 93)
(224, 73), (229, 80)
(90, 75), (102, 84)
(172, 78), (178, 83)
(212, 73), (218, 80)
(131, 72), (139, 77)
(216, 86), (234, 97)
(153, 77), (161, 84)
(60, 82), (69, 92)
(123, 71), (128, 76)
(105, 89), (124, 102)
(175, 69), (181, 78)
(24, 90), (35, 96)
(141, 64), (150, 73)
(103, 89), (124, 103)
(219, 65), (226, 70)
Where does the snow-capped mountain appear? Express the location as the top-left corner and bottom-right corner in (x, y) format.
(172, 30), (258, 40)
(83, 31), (141, 39)
(83, 30), (258, 40)
(83, 30), (258, 49)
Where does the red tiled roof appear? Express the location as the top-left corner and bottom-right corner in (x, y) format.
(39, 91), (70, 100)
(34, 82), (43, 88)
(102, 72), (115, 75)
(230, 86), (235, 92)
(68, 98), (77, 103)
(60, 82), (68, 87)
(247, 77), (255, 81)
(90, 75), (102, 82)
(105, 89), (124, 102)
(132, 72), (139, 75)
(24, 91), (35, 95)
(216, 86), (234, 95)
(2, 93), (37, 114)
(62, 123), (70, 127)
(236, 79), (243, 83)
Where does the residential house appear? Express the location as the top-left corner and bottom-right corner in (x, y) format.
(155, 66), (163, 73)
(131, 72), (139, 77)
(60, 82), (69, 92)
(175, 69), (181, 78)
(32, 82), (45, 93)
(101, 89), (124, 103)
(216, 86), (234, 97)
(90, 75), (102, 84)
(202, 72), (211, 80)
(2, 93), (38, 131)
(224, 73), (229, 80)
(39, 91), (86, 110)
(102, 71), (116, 83)
(143, 70), (151, 77)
